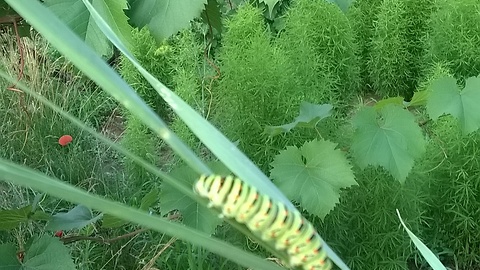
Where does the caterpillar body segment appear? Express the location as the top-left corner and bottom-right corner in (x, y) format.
(194, 175), (332, 270)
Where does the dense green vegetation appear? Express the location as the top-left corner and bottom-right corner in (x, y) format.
(1, 0), (480, 269)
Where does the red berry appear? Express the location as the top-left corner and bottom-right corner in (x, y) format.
(58, 135), (73, 146)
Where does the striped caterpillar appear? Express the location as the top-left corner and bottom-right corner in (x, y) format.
(194, 175), (332, 270)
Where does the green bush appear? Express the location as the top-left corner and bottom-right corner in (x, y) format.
(168, 28), (205, 152)
(427, 0), (480, 81)
(403, 0), (435, 96)
(347, 0), (383, 91)
(419, 117), (480, 268)
(214, 4), (303, 169)
(278, 0), (360, 101)
(368, 0), (412, 98)
(119, 28), (174, 117)
(319, 167), (426, 270)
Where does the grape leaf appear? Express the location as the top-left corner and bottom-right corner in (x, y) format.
(160, 162), (230, 234)
(23, 235), (75, 270)
(102, 189), (158, 228)
(0, 243), (20, 269)
(264, 102), (333, 137)
(46, 205), (102, 231)
(127, 0), (207, 42)
(259, 0), (279, 17)
(373, 96), (403, 110)
(327, 0), (355, 12)
(0, 205), (32, 230)
(44, 0), (132, 56)
(270, 139), (356, 219)
(102, 213), (126, 229)
(140, 187), (160, 211)
(426, 76), (480, 134)
(352, 105), (425, 182)
(201, 0), (222, 34)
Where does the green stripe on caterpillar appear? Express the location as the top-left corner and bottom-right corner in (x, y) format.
(194, 175), (332, 270)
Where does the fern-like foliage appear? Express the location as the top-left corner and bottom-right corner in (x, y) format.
(119, 28), (174, 118)
(368, 0), (411, 97)
(278, 0), (360, 101)
(418, 117), (480, 269)
(427, 0), (480, 81)
(347, 0), (383, 91)
(214, 4), (315, 170)
(316, 166), (426, 270)
(168, 28), (205, 151)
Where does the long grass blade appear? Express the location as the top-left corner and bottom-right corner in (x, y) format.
(0, 158), (283, 270)
(397, 209), (448, 270)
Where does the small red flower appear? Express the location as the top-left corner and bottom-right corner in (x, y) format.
(54, 230), (63, 238)
(58, 135), (73, 146)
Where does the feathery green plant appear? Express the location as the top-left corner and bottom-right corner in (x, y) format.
(169, 28), (205, 152)
(279, 0), (360, 101)
(419, 117), (480, 269)
(347, 0), (383, 91)
(368, 0), (411, 98)
(119, 27), (174, 117)
(427, 0), (480, 81)
(319, 167), (426, 270)
(214, 4), (300, 170)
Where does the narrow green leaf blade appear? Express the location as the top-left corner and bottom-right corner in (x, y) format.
(397, 210), (447, 270)
(0, 158), (283, 270)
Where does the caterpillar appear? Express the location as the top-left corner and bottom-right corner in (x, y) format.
(194, 175), (332, 270)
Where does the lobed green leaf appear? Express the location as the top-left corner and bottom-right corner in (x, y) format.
(352, 105), (425, 182)
(271, 139), (356, 219)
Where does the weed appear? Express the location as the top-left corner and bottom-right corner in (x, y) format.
(278, 0), (360, 101)
(427, 0), (480, 81)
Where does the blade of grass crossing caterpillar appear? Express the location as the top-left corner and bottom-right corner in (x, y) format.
(0, 158), (284, 270)
(78, 0), (295, 210)
(79, 2), (351, 269)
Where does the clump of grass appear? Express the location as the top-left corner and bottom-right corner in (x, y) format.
(1, 31), (131, 269)
(427, 0), (480, 81)
(0, 32), (116, 189)
(278, 0), (360, 101)
(418, 117), (480, 268)
(121, 113), (160, 187)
